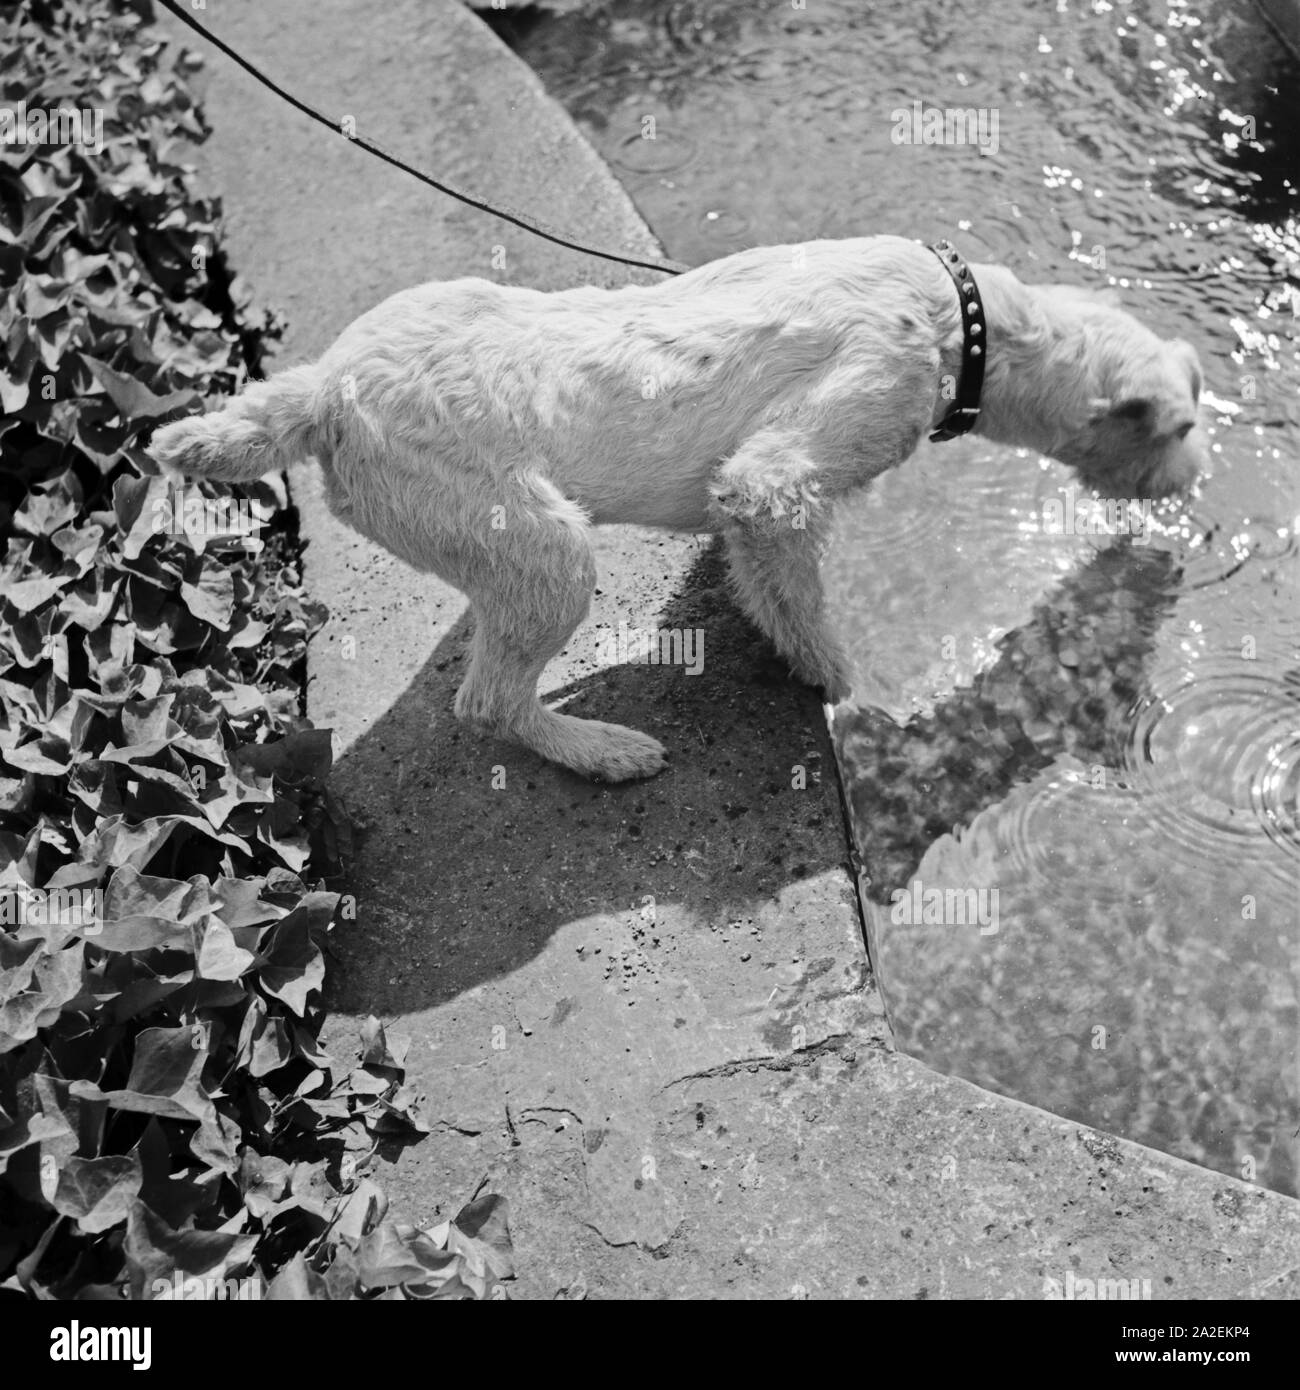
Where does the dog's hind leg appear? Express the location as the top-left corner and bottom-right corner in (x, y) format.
(711, 436), (853, 703)
(452, 479), (668, 782)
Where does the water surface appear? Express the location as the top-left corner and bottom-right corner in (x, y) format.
(503, 0), (1300, 1195)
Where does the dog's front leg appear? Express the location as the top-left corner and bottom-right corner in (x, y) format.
(710, 438), (853, 704)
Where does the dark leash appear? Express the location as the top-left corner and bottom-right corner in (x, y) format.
(153, 0), (690, 278)
(925, 239), (987, 442)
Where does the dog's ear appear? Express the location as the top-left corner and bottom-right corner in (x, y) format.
(1110, 398), (1152, 424)
(1094, 392), (1199, 440)
(1088, 396), (1153, 427)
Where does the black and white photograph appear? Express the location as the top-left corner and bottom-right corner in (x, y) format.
(1, 0), (1297, 1334)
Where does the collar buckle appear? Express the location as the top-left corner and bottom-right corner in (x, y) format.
(929, 406), (981, 443)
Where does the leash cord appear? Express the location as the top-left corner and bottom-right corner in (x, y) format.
(154, 0), (689, 278)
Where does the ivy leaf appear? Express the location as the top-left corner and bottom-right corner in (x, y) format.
(83, 357), (199, 424)
(180, 561), (234, 630)
(356, 1221), (459, 1291)
(73, 1026), (213, 1126)
(0, 0), (501, 1303)
(359, 1016), (408, 1071)
(235, 728), (334, 783)
(11, 474), (80, 536)
(50, 1153), (143, 1234)
(0, 944), (85, 1053)
(196, 917), (257, 982)
(265, 1252), (328, 1300)
(95, 867), (205, 953)
(450, 1194), (515, 1281)
(258, 911), (324, 1016)
(124, 1200), (258, 1300)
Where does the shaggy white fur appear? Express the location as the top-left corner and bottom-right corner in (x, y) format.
(149, 235), (1205, 781)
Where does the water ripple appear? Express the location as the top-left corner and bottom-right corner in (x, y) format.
(1149, 501), (1298, 591)
(612, 129), (698, 174)
(1123, 659), (1300, 867)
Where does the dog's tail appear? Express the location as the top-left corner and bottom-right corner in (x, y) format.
(149, 363), (324, 482)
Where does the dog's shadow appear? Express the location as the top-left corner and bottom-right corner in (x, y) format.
(322, 543), (849, 1015)
(835, 539), (1183, 906)
(321, 528), (1182, 1018)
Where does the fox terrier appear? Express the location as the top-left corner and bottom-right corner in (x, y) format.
(150, 235), (1206, 781)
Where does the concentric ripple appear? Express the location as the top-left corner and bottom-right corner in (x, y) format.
(612, 129), (698, 174)
(1146, 501), (1299, 592)
(971, 762), (1093, 884)
(1123, 661), (1300, 867)
(965, 764), (1169, 904)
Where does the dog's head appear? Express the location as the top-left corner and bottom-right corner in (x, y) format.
(1044, 291), (1207, 499)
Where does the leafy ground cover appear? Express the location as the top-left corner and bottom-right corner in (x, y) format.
(0, 0), (510, 1299)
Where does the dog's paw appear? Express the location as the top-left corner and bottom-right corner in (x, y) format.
(790, 661), (851, 706)
(147, 414), (208, 475)
(820, 676), (851, 706)
(558, 719), (669, 783)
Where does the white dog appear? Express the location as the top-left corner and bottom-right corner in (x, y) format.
(149, 235), (1205, 781)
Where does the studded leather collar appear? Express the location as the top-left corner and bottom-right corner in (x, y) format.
(925, 239), (987, 442)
